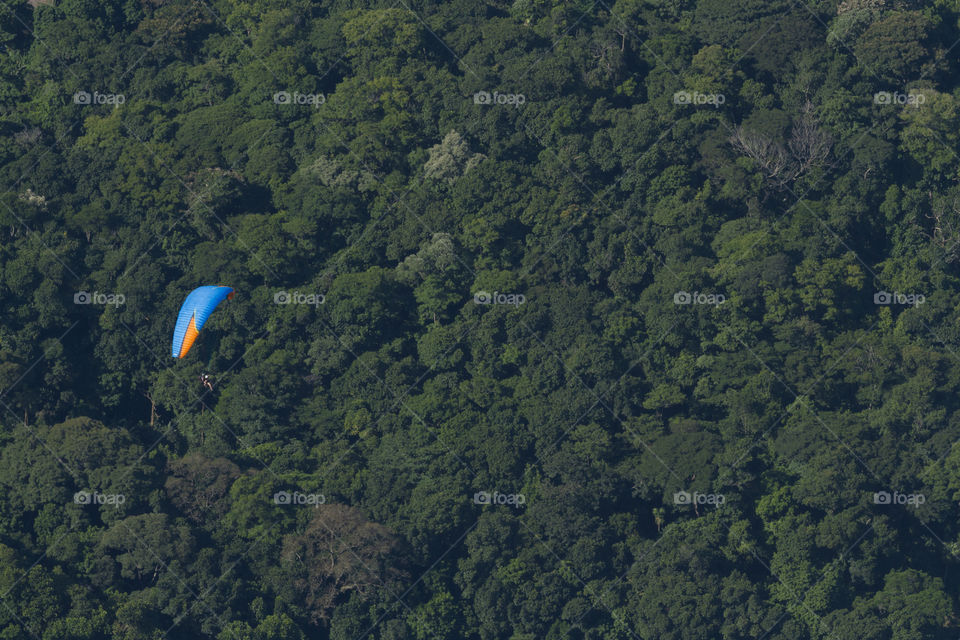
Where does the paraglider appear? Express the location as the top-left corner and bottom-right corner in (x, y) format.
(171, 286), (234, 358)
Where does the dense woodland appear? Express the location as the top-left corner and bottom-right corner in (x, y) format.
(1, 0), (960, 638)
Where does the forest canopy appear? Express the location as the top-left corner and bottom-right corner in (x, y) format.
(0, 0), (959, 638)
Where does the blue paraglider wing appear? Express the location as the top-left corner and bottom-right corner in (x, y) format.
(171, 285), (234, 358)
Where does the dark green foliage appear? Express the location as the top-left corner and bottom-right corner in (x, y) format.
(0, 0), (959, 637)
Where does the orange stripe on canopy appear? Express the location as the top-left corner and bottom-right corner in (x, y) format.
(177, 316), (200, 358)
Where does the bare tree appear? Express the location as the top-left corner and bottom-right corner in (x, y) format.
(281, 503), (407, 623)
(164, 454), (241, 524)
(728, 127), (794, 187)
(788, 102), (833, 178)
(729, 103), (832, 191)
